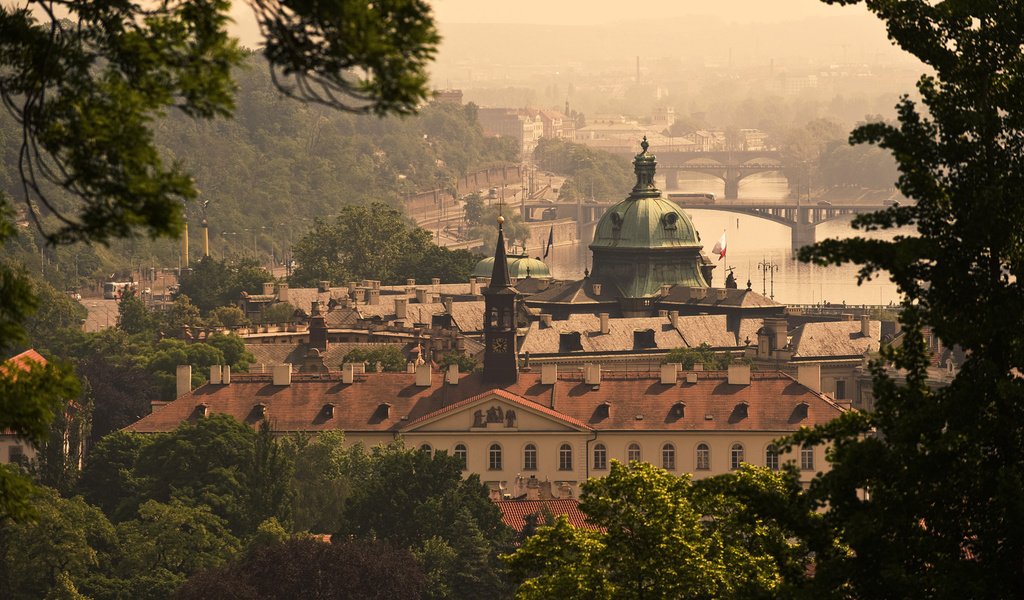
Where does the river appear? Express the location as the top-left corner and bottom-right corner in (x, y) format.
(544, 172), (904, 306)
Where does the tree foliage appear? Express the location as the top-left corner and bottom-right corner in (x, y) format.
(177, 256), (272, 314)
(341, 345), (408, 372)
(533, 138), (633, 202)
(290, 202), (479, 286)
(506, 462), (811, 600)
(787, 1), (1024, 597)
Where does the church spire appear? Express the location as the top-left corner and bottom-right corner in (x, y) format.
(488, 216), (511, 289)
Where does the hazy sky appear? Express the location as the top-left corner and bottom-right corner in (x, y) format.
(229, 1), (876, 47)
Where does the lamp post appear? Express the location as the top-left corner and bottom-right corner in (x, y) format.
(758, 258), (780, 300)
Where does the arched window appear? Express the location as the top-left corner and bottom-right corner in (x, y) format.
(523, 444), (537, 471)
(454, 444), (467, 470)
(800, 446), (815, 471)
(489, 443), (502, 470)
(730, 443), (745, 470)
(419, 443), (432, 455)
(593, 444), (607, 470)
(765, 445), (779, 471)
(559, 443), (573, 471)
(627, 442), (641, 463)
(661, 443), (676, 470)
(696, 443), (710, 470)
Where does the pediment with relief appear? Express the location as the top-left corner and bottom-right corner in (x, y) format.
(403, 391), (587, 433)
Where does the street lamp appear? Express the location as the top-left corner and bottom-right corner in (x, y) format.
(758, 258), (780, 300)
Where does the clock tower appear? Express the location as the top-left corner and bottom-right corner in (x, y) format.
(482, 217), (519, 384)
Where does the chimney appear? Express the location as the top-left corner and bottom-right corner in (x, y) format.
(176, 365), (192, 398)
(443, 297), (453, 314)
(342, 363), (357, 384)
(469, 277), (478, 295)
(541, 363), (558, 385)
(272, 364), (292, 386)
(584, 363), (601, 385)
(415, 363), (432, 387)
(406, 361), (416, 374)
(658, 309), (668, 317)
(592, 283), (602, 295)
(526, 477), (540, 500)
(685, 372), (698, 384)
(669, 310), (679, 329)
(716, 288), (728, 301)
(599, 313), (610, 335)
(407, 278), (416, 287)
(431, 277), (441, 287)
(661, 362), (680, 385)
(210, 365), (223, 385)
(446, 363), (459, 384)
(415, 288), (428, 304)
(347, 281), (358, 294)
(222, 366), (231, 385)
(540, 314), (553, 328)
(797, 363), (821, 393)
(860, 315), (871, 337)
(660, 284), (671, 296)
(727, 363), (751, 385)
(841, 313), (854, 321)
(277, 283), (289, 303)
(367, 288), (381, 305)
(318, 280), (331, 292)
(262, 282), (275, 296)
(689, 287), (707, 300)
(395, 297), (408, 320)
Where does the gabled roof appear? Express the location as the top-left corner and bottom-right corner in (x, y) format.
(790, 320), (880, 359)
(662, 286), (781, 309)
(125, 370), (844, 435)
(496, 498), (594, 532)
(401, 388), (591, 432)
(524, 279), (619, 305)
(2, 349), (47, 374)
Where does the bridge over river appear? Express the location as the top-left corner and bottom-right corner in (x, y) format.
(519, 196), (896, 251)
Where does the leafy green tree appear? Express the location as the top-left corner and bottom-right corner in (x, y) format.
(786, 2), (1024, 597)
(177, 257), (273, 314)
(663, 342), (738, 370)
(77, 431), (152, 522)
(283, 432), (358, 534)
(117, 291), (157, 336)
(0, 488), (116, 599)
(207, 305), (249, 328)
(258, 302), (297, 325)
(341, 345), (408, 372)
(22, 276), (87, 348)
(102, 500), (240, 600)
(439, 351), (478, 373)
(291, 203), (478, 287)
(506, 462), (794, 599)
(339, 443), (512, 598)
(533, 138), (633, 202)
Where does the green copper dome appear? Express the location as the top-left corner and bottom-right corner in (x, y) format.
(591, 137), (701, 249)
(473, 254), (552, 279)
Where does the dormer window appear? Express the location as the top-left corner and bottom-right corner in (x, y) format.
(633, 329), (657, 350)
(595, 401), (611, 420)
(323, 403), (336, 419)
(661, 212), (679, 231)
(734, 402), (749, 419)
(377, 402), (392, 419)
(672, 401), (685, 418)
(559, 331), (584, 352)
(793, 402), (809, 421)
(196, 403), (209, 418)
(610, 211), (623, 231)
(253, 403), (267, 419)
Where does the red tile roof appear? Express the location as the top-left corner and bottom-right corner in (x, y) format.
(495, 498), (594, 532)
(125, 370), (844, 434)
(1, 348), (46, 377)
(403, 388), (592, 431)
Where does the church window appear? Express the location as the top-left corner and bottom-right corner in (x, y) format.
(696, 443), (711, 470)
(593, 444), (607, 470)
(730, 443), (745, 470)
(559, 444), (573, 471)
(454, 444), (467, 470)
(628, 443), (641, 463)
(489, 443), (502, 470)
(523, 444), (537, 471)
(661, 443), (676, 470)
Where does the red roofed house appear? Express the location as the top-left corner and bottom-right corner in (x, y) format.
(125, 219), (846, 497)
(1, 349), (67, 466)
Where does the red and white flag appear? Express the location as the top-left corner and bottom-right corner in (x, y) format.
(711, 231), (727, 260)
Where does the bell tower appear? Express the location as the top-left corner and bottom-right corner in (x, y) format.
(482, 217), (519, 384)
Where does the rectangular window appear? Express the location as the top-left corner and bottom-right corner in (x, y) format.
(489, 445), (502, 471)
(766, 447), (779, 471)
(835, 380), (847, 400)
(662, 445), (676, 471)
(593, 445), (607, 470)
(696, 444), (710, 470)
(800, 447), (815, 471)
(559, 445), (573, 471)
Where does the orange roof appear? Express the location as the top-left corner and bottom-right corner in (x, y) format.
(125, 370), (844, 434)
(495, 498), (593, 532)
(1, 348), (46, 377)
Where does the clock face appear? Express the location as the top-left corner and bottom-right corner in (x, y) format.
(491, 337), (508, 354)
